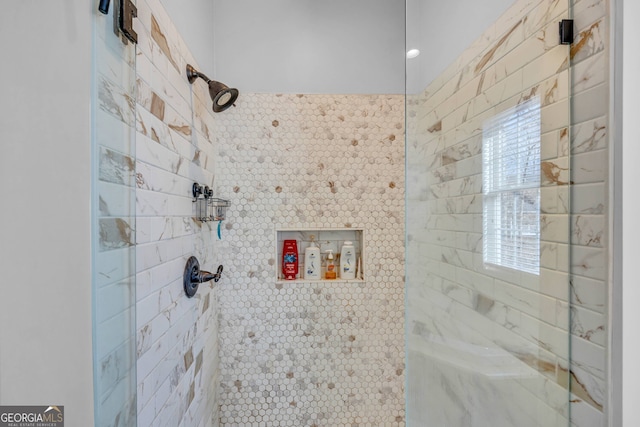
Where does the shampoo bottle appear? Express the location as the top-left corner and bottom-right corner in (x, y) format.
(304, 236), (321, 280)
(282, 239), (298, 280)
(325, 250), (337, 280)
(340, 241), (356, 279)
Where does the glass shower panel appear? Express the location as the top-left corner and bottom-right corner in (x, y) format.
(405, 0), (572, 425)
(92, 3), (137, 426)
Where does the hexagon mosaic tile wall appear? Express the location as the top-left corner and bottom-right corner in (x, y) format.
(214, 93), (406, 426)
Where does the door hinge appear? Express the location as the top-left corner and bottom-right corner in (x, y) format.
(118, 0), (138, 44)
(559, 19), (574, 45)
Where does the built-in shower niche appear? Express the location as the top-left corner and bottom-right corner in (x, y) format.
(276, 228), (365, 282)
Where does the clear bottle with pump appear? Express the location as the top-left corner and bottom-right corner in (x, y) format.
(304, 236), (321, 280)
(325, 249), (337, 280)
(340, 241), (356, 279)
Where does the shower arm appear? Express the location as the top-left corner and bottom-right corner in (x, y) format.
(186, 64), (212, 84)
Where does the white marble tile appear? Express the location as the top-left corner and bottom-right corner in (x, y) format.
(568, 348), (605, 409)
(98, 75), (137, 127)
(136, 188), (169, 217)
(95, 305), (136, 360)
(572, 304), (606, 347)
(494, 279), (558, 325)
(570, 275), (606, 313)
(541, 156), (571, 187)
(572, 83), (608, 124)
(95, 246), (137, 288)
(541, 98), (570, 134)
(573, 51), (607, 95)
(150, 57), (191, 118)
(572, 149), (607, 184)
(540, 128), (562, 160)
(571, 18), (606, 65)
(523, 45), (569, 90)
(572, 214), (605, 248)
(569, 398), (605, 426)
(520, 267), (570, 301)
(540, 185), (568, 214)
(572, 115), (607, 154)
(96, 279), (136, 330)
(96, 39), (137, 95)
(521, 311), (570, 360)
(571, 183), (605, 214)
(571, 245), (606, 281)
(541, 213), (571, 243)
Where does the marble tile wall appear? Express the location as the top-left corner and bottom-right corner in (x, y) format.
(406, 0), (608, 425)
(132, 0), (222, 426)
(214, 94), (406, 426)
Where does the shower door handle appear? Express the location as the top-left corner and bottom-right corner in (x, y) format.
(119, 0), (138, 44)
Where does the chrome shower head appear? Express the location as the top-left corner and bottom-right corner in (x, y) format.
(186, 64), (239, 113)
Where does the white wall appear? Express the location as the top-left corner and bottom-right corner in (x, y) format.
(160, 0), (215, 71)
(622, 0), (640, 424)
(161, 0), (516, 95)
(0, 1), (94, 426)
(406, 0), (516, 93)
(211, 0), (406, 94)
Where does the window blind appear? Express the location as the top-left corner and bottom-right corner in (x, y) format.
(482, 97), (541, 275)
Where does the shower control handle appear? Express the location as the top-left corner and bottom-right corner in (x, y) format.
(183, 256), (223, 298)
(198, 264), (224, 283)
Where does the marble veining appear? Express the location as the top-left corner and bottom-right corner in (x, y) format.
(406, 0), (608, 424)
(150, 15), (179, 72)
(93, 0), (611, 425)
(132, 1), (221, 426)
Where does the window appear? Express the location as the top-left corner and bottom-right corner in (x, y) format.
(482, 97), (541, 275)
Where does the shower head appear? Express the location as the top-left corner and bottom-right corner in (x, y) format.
(186, 64), (239, 113)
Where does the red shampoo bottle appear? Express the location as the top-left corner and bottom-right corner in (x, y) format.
(282, 240), (299, 280)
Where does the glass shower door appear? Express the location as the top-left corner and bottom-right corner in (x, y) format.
(92, 2), (138, 426)
(405, 0), (575, 425)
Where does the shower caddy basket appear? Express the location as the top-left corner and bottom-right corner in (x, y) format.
(192, 183), (231, 222)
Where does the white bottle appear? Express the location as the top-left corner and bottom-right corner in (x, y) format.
(340, 241), (356, 280)
(304, 237), (321, 280)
